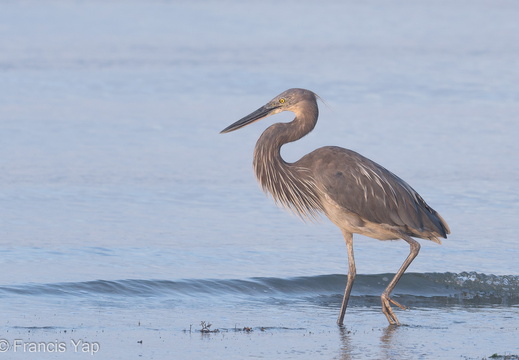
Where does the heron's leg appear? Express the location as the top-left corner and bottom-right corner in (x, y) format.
(337, 231), (355, 326)
(381, 235), (420, 325)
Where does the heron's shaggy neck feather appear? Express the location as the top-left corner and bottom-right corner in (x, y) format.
(253, 101), (324, 221)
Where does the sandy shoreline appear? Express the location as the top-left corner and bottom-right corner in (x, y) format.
(2, 304), (518, 359)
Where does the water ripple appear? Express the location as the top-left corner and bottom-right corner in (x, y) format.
(1, 272), (517, 307)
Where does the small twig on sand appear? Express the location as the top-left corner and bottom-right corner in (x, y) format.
(200, 321), (219, 333)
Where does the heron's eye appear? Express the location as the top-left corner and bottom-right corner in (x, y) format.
(279, 98), (285, 104)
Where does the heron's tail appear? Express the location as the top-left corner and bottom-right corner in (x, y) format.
(419, 209), (450, 244)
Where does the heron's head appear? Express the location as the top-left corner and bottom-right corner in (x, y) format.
(220, 88), (318, 133)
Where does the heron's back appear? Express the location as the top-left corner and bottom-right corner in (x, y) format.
(298, 146), (450, 242)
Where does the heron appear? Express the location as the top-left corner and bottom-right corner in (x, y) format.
(220, 88), (450, 326)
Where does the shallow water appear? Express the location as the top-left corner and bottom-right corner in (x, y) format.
(1, 1), (519, 359)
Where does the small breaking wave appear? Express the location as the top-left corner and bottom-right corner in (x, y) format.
(1, 272), (518, 307)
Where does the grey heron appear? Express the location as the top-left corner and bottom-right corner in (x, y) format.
(220, 88), (450, 326)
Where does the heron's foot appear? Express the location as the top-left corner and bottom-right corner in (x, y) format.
(381, 293), (406, 325)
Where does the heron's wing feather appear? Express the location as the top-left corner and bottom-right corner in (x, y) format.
(305, 147), (448, 238)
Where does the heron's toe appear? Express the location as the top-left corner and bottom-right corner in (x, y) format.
(381, 294), (404, 325)
(388, 297), (407, 310)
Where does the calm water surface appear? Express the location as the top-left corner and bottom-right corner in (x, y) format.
(0, 1), (518, 359)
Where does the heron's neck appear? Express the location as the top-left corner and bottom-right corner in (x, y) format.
(252, 101), (322, 220)
(260, 102), (318, 148)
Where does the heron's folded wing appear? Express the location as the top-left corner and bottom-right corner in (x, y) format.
(309, 147), (448, 237)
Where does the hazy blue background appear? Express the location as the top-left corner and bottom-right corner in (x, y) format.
(0, 1), (518, 359)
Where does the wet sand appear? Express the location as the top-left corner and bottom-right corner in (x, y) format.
(2, 301), (518, 359)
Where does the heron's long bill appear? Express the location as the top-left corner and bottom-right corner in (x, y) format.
(220, 105), (279, 133)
